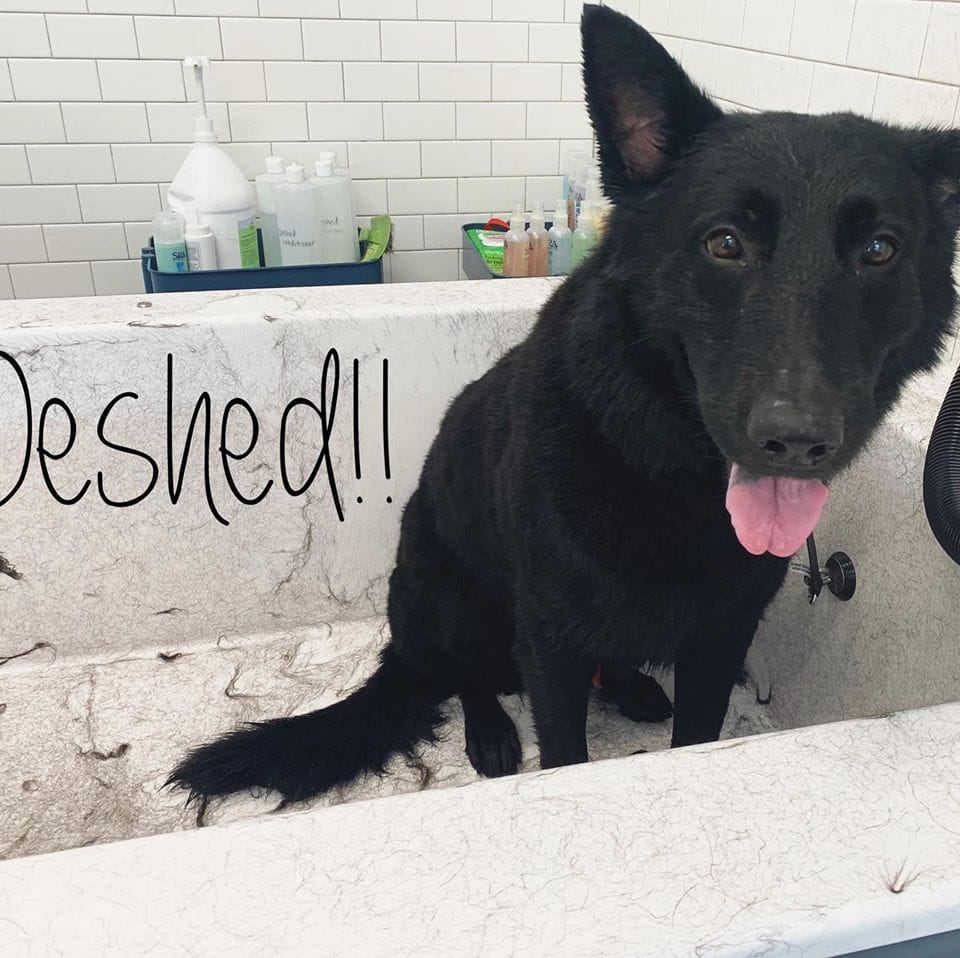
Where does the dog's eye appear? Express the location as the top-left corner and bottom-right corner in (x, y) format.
(862, 235), (898, 266)
(705, 230), (744, 260)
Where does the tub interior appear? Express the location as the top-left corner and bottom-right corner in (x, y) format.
(1, 279), (959, 863)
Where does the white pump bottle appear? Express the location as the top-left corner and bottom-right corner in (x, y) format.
(309, 152), (360, 264)
(167, 57), (259, 269)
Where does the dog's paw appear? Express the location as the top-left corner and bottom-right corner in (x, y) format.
(598, 671), (673, 724)
(464, 706), (522, 778)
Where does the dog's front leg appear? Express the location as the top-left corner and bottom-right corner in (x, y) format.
(671, 619), (760, 748)
(515, 610), (593, 768)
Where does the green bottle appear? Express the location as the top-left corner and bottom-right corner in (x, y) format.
(571, 203), (597, 269)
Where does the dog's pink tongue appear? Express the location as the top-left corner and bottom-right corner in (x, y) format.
(726, 465), (829, 558)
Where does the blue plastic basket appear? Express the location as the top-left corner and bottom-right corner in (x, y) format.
(461, 221), (556, 280)
(141, 232), (384, 293)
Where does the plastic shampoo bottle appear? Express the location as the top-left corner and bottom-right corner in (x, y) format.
(571, 157), (592, 227)
(152, 210), (188, 273)
(310, 152), (360, 263)
(255, 155), (286, 268)
(526, 203), (549, 277)
(184, 216), (217, 271)
(547, 198), (572, 276)
(276, 163), (321, 266)
(563, 149), (588, 229)
(572, 202), (597, 269)
(586, 168), (611, 241)
(502, 207), (529, 277)
(167, 57), (259, 269)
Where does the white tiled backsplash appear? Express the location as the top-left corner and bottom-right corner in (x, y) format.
(1, 0), (960, 298)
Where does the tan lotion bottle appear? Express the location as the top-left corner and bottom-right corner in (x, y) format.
(503, 209), (529, 277)
(526, 203), (549, 277)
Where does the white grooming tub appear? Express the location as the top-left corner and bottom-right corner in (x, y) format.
(0, 281), (958, 957)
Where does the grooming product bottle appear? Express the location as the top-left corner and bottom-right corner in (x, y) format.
(586, 168), (611, 240)
(572, 202), (597, 269)
(152, 210), (188, 273)
(548, 198), (572, 276)
(276, 163), (322, 266)
(310, 151), (360, 264)
(184, 215), (217, 271)
(563, 149), (588, 229)
(255, 155), (286, 268)
(167, 57), (259, 269)
(502, 206), (530, 277)
(571, 157), (592, 227)
(526, 202), (549, 277)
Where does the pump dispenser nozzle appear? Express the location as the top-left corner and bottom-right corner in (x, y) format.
(529, 200), (546, 231)
(503, 203), (530, 277)
(184, 56), (216, 143)
(168, 55), (258, 268)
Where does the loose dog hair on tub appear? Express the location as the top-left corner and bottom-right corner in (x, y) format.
(169, 5), (960, 804)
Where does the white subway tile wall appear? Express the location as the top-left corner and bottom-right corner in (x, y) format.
(2, 0), (960, 296)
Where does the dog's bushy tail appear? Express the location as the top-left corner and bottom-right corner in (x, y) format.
(167, 646), (447, 804)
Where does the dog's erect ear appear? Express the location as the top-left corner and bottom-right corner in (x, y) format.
(581, 4), (721, 197)
(910, 130), (960, 223)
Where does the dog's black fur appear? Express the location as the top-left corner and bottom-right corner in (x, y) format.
(169, 6), (960, 803)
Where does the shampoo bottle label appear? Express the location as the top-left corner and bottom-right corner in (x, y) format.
(279, 227), (318, 256)
(156, 242), (188, 273)
(238, 216), (260, 268)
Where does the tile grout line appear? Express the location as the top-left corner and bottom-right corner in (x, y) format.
(915, 1), (934, 81)
(131, 13), (140, 60)
(783, 0), (812, 113)
(4, 58), (15, 103)
(844, 0), (858, 66)
(655, 29), (960, 93)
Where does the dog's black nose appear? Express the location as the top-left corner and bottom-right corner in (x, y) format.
(747, 398), (844, 468)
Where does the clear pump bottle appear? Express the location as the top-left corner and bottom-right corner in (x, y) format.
(152, 210), (188, 273)
(276, 163), (321, 266)
(571, 157), (592, 227)
(310, 152), (360, 264)
(526, 202), (549, 277)
(547, 198), (572, 276)
(256, 155), (286, 267)
(502, 206), (530, 277)
(563, 149), (588, 229)
(571, 202), (597, 269)
(586, 169), (611, 240)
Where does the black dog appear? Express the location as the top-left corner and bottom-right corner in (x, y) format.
(170, 6), (960, 803)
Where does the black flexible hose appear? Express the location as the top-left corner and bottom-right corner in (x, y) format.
(923, 361), (960, 566)
(805, 534), (823, 602)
